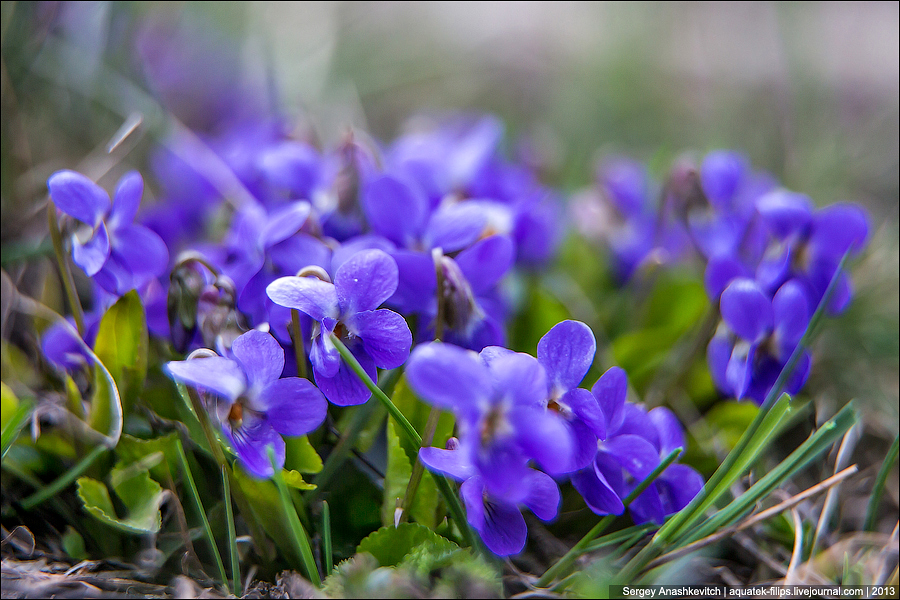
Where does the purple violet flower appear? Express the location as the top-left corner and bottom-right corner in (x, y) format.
(755, 191), (869, 315)
(570, 367), (703, 523)
(407, 342), (574, 495)
(536, 320), (606, 471)
(708, 277), (812, 404)
(165, 329), (327, 478)
(47, 170), (169, 295)
(266, 249), (412, 406)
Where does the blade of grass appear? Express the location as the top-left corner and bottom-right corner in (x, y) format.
(322, 501), (333, 577)
(222, 465), (240, 595)
(175, 439), (228, 591)
(1, 400), (33, 462)
(329, 334), (477, 549)
(864, 434), (899, 532)
(582, 523), (658, 553)
(269, 448), (321, 587)
(678, 401), (858, 545)
(618, 251), (852, 581)
(20, 445), (107, 510)
(536, 447), (683, 587)
(672, 394), (794, 533)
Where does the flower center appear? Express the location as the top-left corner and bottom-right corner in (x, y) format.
(480, 404), (511, 446)
(227, 402), (244, 428)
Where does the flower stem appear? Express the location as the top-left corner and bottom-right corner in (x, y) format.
(175, 438), (229, 592)
(536, 446), (682, 588)
(47, 202), (85, 336)
(269, 448), (321, 587)
(329, 334), (477, 549)
(398, 405), (442, 524)
(222, 465), (241, 595)
(290, 309), (308, 379)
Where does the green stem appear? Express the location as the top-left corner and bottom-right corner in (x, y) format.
(47, 202), (85, 336)
(175, 382), (271, 561)
(307, 379), (388, 502)
(175, 440), (229, 590)
(291, 309), (308, 380)
(322, 501), (333, 577)
(864, 434), (899, 532)
(20, 445), (107, 510)
(328, 334), (477, 549)
(536, 447), (682, 587)
(269, 449), (321, 587)
(222, 466), (240, 595)
(398, 406), (442, 524)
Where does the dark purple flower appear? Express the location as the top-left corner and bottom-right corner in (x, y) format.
(571, 367), (702, 523)
(708, 278), (812, 404)
(266, 249), (412, 406)
(165, 330), (327, 478)
(756, 191), (869, 315)
(47, 170), (169, 295)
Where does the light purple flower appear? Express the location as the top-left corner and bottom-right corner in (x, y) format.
(407, 342), (573, 496)
(266, 249), (412, 406)
(536, 320), (605, 471)
(47, 170), (169, 295)
(165, 329), (327, 478)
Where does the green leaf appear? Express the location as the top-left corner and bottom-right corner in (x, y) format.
(284, 436), (323, 474)
(231, 464), (308, 568)
(382, 419), (412, 527)
(704, 401), (761, 452)
(357, 523), (458, 567)
(1, 381), (19, 425)
(76, 467), (165, 534)
(680, 401), (859, 545)
(116, 432), (180, 483)
(92, 290), (148, 410)
(612, 275), (709, 392)
(283, 469), (316, 490)
(676, 394), (795, 536)
(388, 379), (450, 529)
(61, 527), (87, 561)
(1, 383), (31, 461)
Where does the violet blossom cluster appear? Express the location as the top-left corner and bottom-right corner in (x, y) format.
(41, 112), (567, 489)
(406, 321), (702, 556)
(574, 150), (870, 404)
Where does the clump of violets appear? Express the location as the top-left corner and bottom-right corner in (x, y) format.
(573, 150), (870, 405)
(47, 170), (169, 296)
(406, 320), (701, 555)
(166, 329), (327, 478)
(266, 249), (413, 406)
